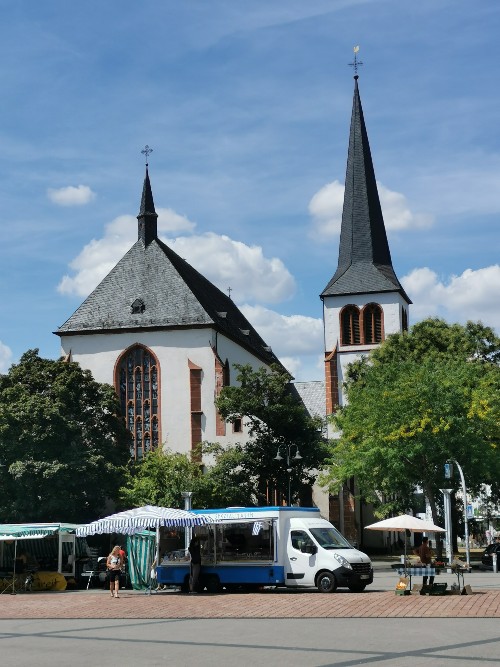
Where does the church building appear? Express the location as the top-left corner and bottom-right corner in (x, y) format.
(55, 168), (282, 460)
(55, 66), (411, 541)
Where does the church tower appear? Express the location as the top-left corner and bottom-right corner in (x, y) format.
(321, 73), (411, 417)
(320, 72), (411, 541)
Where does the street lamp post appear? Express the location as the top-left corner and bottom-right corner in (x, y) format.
(445, 459), (471, 567)
(454, 460), (471, 568)
(181, 491), (193, 552)
(275, 445), (302, 506)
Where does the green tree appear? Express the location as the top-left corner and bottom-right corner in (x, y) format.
(216, 364), (328, 505)
(197, 442), (257, 507)
(119, 448), (201, 508)
(0, 349), (130, 523)
(119, 445), (255, 509)
(322, 319), (500, 524)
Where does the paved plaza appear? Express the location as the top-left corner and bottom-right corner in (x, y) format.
(2, 567), (500, 666)
(1, 565), (500, 619)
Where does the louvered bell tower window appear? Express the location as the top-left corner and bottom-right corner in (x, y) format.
(117, 345), (160, 460)
(341, 306), (361, 345)
(363, 304), (383, 344)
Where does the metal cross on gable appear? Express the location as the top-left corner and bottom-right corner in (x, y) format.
(348, 45), (363, 76)
(141, 144), (153, 165)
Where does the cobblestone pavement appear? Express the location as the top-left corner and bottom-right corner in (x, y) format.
(2, 586), (500, 619)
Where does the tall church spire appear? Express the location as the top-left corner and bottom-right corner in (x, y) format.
(321, 75), (410, 303)
(137, 165), (158, 246)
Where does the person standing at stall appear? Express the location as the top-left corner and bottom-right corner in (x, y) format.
(414, 536), (434, 592)
(106, 545), (123, 598)
(188, 535), (202, 594)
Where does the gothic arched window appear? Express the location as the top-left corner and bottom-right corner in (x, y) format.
(363, 304), (383, 344)
(341, 306), (361, 345)
(402, 307), (408, 332)
(116, 345), (160, 460)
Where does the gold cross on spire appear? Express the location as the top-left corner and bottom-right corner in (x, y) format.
(141, 145), (153, 166)
(348, 46), (363, 76)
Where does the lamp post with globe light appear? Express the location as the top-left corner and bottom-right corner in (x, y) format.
(275, 445), (302, 506)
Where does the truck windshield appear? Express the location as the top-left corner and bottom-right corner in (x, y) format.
(309, 527), (352, 549)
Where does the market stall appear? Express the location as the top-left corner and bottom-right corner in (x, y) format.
(76, 505), (213, 591)
(365, 514), (446, 595)
(0, 523), (85, 593)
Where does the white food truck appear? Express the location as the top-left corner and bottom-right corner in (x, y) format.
(155, 506), (373, 593)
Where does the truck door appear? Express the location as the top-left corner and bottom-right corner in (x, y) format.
(285, 530), (317, 587)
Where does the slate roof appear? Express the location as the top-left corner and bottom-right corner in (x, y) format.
(321, 76), (411, 304)
(291, 381), (326, 420)
(55, 170), (282, 369)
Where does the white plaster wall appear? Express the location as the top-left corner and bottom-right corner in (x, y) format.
(323, 291), (409, 352)
(59, 328), (270, 456)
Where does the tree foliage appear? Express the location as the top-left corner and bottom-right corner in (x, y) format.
(119, 445), (255, 509)
(119, 448), (201, 508)
(322, 319), (500, 522)
(0, 349), (131, 523)
(215, 363), (328, 504)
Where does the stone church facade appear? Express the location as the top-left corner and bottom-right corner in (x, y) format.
(55, 169), (283, 460)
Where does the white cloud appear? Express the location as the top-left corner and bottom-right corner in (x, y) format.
(0, 341), (13, 374)
(239, 305), (324, 381)
(47, 185), (96, 206)
(240, 305), (323, 356)
(308, 180), (345, 238)
(171, 234), (295, 304)
(402, 265), (500, 330)
(58, 210), (294, 304)
(309, 180), (433, 239)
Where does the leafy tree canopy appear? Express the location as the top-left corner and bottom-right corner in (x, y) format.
(216, 363), (328, 504)
(0, 349), (131, 523)
(322, 319), (500, 521)
(119, 445), (256, 510)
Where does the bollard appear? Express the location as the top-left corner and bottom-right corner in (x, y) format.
(493, 552), (498, 573)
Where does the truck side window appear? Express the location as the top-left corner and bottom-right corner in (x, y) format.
(291, 530), (312, 552)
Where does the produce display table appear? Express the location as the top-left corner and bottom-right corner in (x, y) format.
(394, 566), (438, 590)
(392, 562), (469, 592)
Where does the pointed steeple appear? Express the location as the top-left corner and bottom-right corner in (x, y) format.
(321, 76), (410, 303)
(137, 166), (158, 246)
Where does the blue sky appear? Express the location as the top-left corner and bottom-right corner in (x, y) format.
(0, 1), (499, 381)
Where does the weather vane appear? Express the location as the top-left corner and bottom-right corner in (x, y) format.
(141, 145), (153, 166)
(348, 46), (363, 76)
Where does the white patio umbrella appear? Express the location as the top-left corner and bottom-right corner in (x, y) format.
(76, 505), (213, 537)
(365, 514), (446, 575)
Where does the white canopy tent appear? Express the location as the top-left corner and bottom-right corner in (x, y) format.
(76, 506), (214, 593)
(76, 505), (213, 537)
(365, 514), (446, 575)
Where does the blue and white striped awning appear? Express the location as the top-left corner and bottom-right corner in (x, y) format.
(76, 505), (213, 536)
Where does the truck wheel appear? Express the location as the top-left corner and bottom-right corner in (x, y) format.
(180, 577), (190, 593)
(205, 576), (222, 594)
(317, 571), (337, 593)
(348, 582), (366, 592)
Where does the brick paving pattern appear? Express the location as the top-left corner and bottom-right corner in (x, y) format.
(2, 588), (500, 619)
